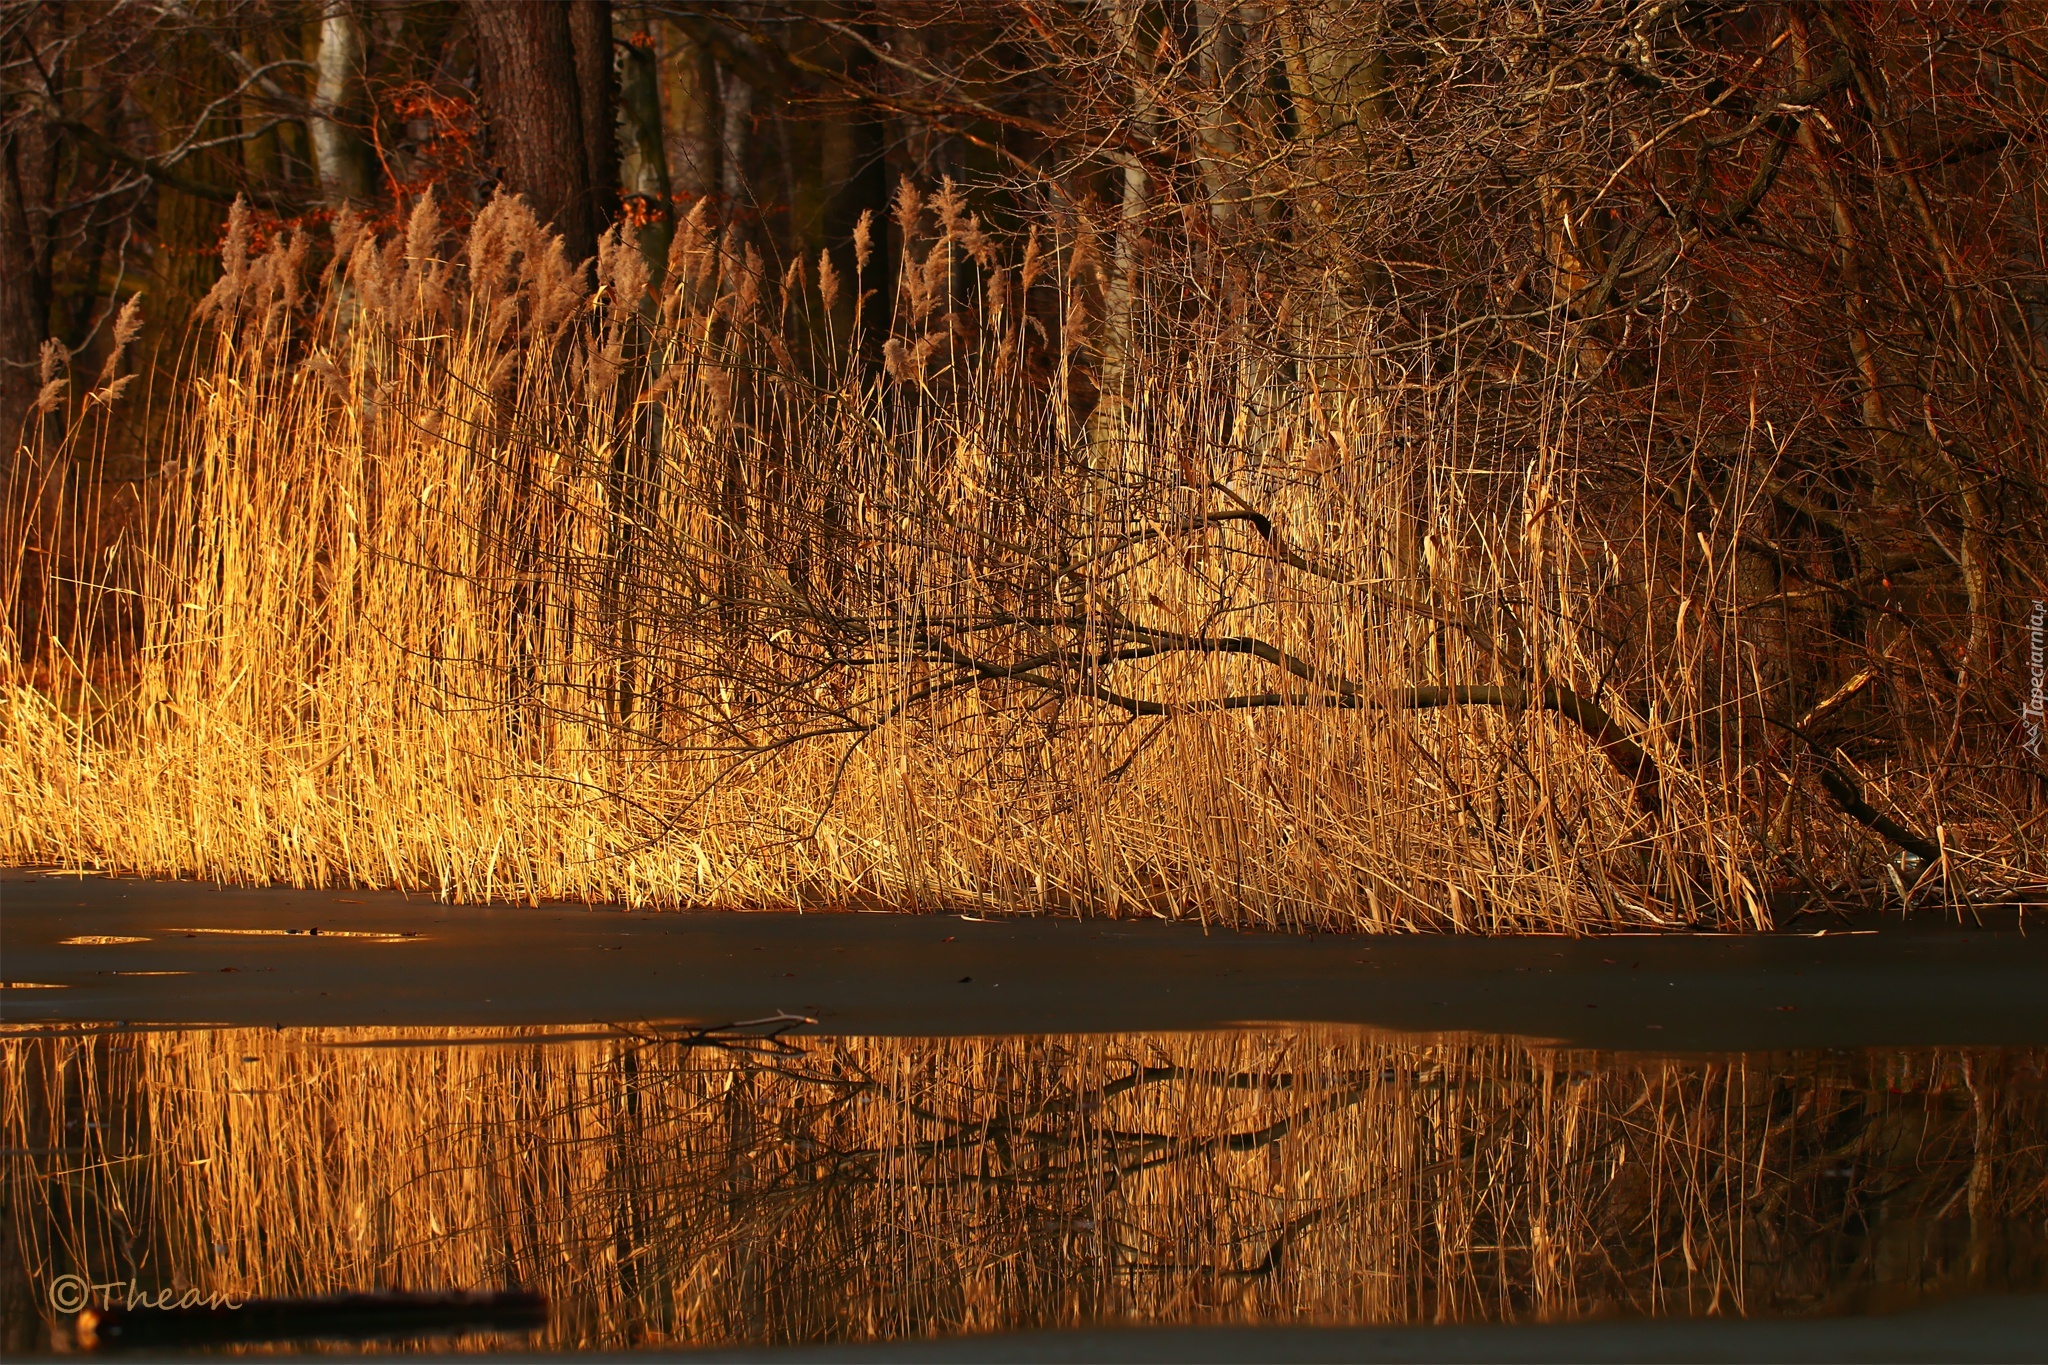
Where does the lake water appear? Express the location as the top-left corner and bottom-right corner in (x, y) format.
(3, 873), (2045, 1357)
(5, 1023), (2045, 1355)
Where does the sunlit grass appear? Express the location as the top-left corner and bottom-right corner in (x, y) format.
(2, 194), (2029, 928)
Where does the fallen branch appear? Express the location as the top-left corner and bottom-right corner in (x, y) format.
(1814, 763), (1941, 864)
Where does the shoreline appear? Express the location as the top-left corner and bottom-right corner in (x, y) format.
(6, 869), (2046, 1049)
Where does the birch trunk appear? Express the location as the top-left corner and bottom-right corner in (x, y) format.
(310, 0), (373, 206)
(1090, 0), (1154, 459)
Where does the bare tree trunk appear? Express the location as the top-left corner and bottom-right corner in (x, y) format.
(618, 35), (673, 281)
(0, 4), (59, 462)
(1091, 0), (1153, 456)
(468, 0), (599, 261)
(1193, 2), (1242, 233)
(657, 25), (721, 207)
(569, 1), (620, 234)
(238, 30), (282, 187)
(0, 114), (55, 465)
(1272, 0), (1383, 322)
(145, 22), (234, 348)
(311, 0), (374, 206)
(718, 65), (754, 215)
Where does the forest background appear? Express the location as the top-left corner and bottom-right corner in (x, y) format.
(2, 1), (2044, 932)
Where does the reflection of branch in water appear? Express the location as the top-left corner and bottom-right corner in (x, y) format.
(844, 1063), (1359, 1180)
(1100, 1081), (1375, 1176)
(609, 1013), (821, 1058)
(4, 1031), (2043, 1353)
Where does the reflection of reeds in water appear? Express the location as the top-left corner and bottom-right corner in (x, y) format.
(4, 1028), (2043, 1352)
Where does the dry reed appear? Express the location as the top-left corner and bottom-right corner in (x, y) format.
(1, 192), (2035, 928)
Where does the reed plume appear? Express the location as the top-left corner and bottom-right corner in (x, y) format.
(1, 190), (2035, 928)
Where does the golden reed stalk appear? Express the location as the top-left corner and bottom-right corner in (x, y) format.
(2, 194), (2031, 927)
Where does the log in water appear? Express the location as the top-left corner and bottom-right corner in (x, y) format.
(73, 1289), (547, 1350)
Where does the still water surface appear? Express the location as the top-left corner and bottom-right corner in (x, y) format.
(4, 1023), (2043, 1354)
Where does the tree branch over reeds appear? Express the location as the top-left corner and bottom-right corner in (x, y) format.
(6, 0), (2042, 927)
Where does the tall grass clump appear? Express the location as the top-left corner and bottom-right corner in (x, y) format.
(1, 191), (2037, 928)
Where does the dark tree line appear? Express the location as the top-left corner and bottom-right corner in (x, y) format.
(0, 1), (914, 456)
